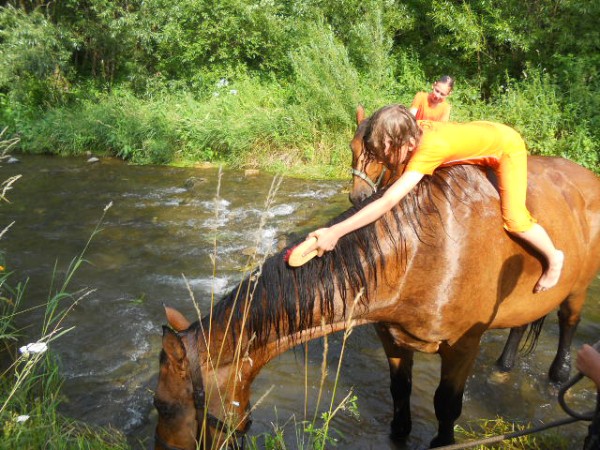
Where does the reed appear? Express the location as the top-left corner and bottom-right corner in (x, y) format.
(12, 64), (598, 176)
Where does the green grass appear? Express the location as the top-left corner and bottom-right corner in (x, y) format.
(454, 416), (572, 449)
(6, 55), (596, 177)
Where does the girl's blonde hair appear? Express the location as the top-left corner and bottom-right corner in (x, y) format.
(364, 104), (422, 163)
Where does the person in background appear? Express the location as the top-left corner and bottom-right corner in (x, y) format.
(577, 344), (600, 450)
(409, 75), (454, 122)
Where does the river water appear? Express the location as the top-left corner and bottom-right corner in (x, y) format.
(0, 154), (598, 449)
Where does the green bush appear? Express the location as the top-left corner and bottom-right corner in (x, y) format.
(289, 21), (360, 132)
(487, 67), (562, 155)
(0, 6), (75, 109)
(18, 89), (179, 164)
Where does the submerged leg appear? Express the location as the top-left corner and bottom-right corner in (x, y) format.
(431, 334), (482, 448)
(496, 326), (527, 372)
(374, 324), (414, 440)
(549, 293), (584, 382)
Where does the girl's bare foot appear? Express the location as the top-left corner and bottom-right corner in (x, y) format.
(534, 250), (564, 293)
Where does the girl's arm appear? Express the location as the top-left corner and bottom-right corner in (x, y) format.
(306, 171), (424, 256)
(441, 105), (451, 122)
(409, 93), (421, 117)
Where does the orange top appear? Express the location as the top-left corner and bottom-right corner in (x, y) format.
(410, 92), (451, 122)
(406, 120), (533, 232)
(406, 121), (525, 175)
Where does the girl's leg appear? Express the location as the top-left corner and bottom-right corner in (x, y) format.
(512, 225), (564, 292)
(496, 128), (563, 292)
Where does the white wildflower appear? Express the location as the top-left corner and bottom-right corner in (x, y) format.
(216, 78), (229, 88)
(19, 342), (48, 358)
(229, 89), (238, 95)
(16, 415), (30, 423)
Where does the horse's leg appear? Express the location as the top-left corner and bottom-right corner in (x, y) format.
(430, 334), (482, 448)
(495, 325), (527, 372)
(549, 293), (585, 383)
(374, 323), (414, 440)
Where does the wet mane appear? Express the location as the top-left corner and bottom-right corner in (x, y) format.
(208, 165), (481, 348)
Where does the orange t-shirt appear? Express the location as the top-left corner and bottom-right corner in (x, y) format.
(406, 121), (525, 175)
(410, 92), (451, 122)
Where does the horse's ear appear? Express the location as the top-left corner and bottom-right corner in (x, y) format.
(356, 104), (365, 124)
(164, 305), (191, 331)
(162, 326), (187, 365)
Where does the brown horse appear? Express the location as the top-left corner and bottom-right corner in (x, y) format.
(154, 140), (600, 449)
(348, 104), (596, 376)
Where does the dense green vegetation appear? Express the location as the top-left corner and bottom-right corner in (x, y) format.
(0, 0), (597, 176)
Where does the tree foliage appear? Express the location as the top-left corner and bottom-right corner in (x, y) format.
(0, 0), (597, 171)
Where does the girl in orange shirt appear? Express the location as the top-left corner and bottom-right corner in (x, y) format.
(303, 104), (563, 293)
(409, 75), (454, 122)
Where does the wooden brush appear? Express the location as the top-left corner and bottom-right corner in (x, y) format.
(284, 236), (318, 267)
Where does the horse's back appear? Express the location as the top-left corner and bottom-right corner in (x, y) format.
(527, 156), (600, 270)
(489, 156), (600, 327)
(361, 155), (598, 334)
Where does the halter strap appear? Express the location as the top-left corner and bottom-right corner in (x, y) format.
(351, 166), (387, 193)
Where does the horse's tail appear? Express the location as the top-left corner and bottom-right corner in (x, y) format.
(521, 316), (546, 355)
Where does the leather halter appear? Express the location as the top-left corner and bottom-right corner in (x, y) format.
(351, 165), (387, 193)
(155, 327), (252, 450)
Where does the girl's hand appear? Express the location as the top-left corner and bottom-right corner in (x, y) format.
(307, 227), (340, 257)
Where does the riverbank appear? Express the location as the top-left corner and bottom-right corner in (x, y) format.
(5, 70), (599, 179)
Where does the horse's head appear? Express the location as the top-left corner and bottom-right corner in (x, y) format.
(154, 306), (252, 450)
(349, 105), (397, 206)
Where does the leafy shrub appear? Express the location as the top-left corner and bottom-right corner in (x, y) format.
(488, 67), (562, 156)
(289, 21), (360, 132)
(0, 6), (75, 109)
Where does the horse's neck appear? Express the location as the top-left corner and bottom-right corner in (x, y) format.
(205, 313), (373, 379)
(235, 317), (372, 384)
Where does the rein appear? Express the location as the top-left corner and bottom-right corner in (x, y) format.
(351, 165), (387, 193)
(155, 328), (252, 450)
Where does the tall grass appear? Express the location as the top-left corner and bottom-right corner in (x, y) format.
(17, 89), (180, 164)
(487, 66), (562, 156)
(455, 416), (571, 449)
(7, 32), (598, 175)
